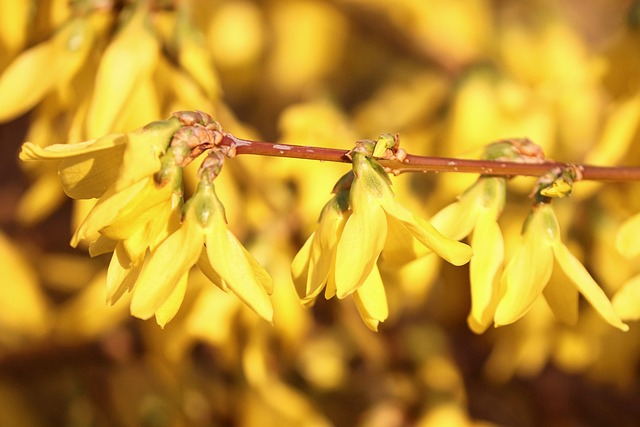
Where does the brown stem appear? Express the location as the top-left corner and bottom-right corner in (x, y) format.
(219, 134), (640, 182)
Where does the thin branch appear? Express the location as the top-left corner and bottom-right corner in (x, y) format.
(220, 134), (640, 182)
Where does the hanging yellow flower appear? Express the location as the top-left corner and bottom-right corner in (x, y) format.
(130, 163), (274, 327)
(431, 176), (506, 333)
(292, 140), (473, 330)
(495, 202), (628, 331)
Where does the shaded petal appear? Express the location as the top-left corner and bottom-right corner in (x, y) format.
(130, 220), (203, 320)
(89, 235), (118, 257)
(206, 215), (273, 322)
(290, 233), (313, 300)
(304, 207), (349, 301)
(20, 134), (129, 199)
(553, 241), (628, 331)
(612, 274), (640, 321)
(71, 178), (148, 246)
(494, 230), (554, 327)
(106, 243), (142, 305)
(468, 212), (503, 333)
(353, 266), (388, 331)
(154, 271), (189, 328)
(381, 214), (430, 265)
(196, 251), (225, 290)
(100, 181), (173, 241)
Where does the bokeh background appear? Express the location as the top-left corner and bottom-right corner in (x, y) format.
(2, 0), (640, 426)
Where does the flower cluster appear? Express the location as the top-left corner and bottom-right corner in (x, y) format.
(431, 143), (628, 332)
(292, 139), (473, 330)
(20, 112), (274, 326)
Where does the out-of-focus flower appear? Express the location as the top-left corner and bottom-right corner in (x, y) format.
(130, 159), (274, 327)
(0, 232), (51, 351)
(495, 202), (628, 331)
(612, 212), (640, 320)
(292, 140), (472, 330)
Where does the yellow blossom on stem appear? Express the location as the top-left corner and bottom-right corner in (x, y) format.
(19, 117), (183, 199)
(334, 147), (473, 298)
(495, 202), (628, 331)
(130, 156), (274, 327)
(431, 176), (506, 333)
(292, 140), (472, 330)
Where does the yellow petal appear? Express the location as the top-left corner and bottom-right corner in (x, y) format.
(379, 194), (472, 266)
(206, 214), (274, 322)
(612, 274), (640, 321)
(381, 214), (430, 265)
(99, 179), (173, 241)
(494, 229), (554, 327)
(430, 181), (484, 241)
(130, 220), (202, 320)
(616, 213), (640, 258)
(20, 133), (128, 199)
(19, 133), (127, 161)
(88, 235), (118, 257)
(155, 271), (189, 328)
(353, 266), (388, 331)
(106, 243), (141, 305)
(86, 8), (160, 137)
(468, 212), (503, 333)
(553, 241), (628, 331)
(111, 118), (183, 192)
(334, 200), (387, 298)
(291, 232), (314, 299)
(196, 251), (224, 289)
(302, 204), (349, 300)
(71, 178), (148, 246)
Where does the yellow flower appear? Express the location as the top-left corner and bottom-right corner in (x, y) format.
(334, 151), (472, 298)
(292, 148), (472, 330)
(19, 117), (183, 199)
(130, 178), (274, 327)
(430, 176), (506, 333)
(495, 203), (628, 331)
(291, 178), (350, 305)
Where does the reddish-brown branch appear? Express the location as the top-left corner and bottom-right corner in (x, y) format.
(219, 134), (640, 182)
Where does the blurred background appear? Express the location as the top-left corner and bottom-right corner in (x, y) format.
(2, 0), (640, 426)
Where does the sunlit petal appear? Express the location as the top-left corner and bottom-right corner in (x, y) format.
(130, 220), (203, 320)
(353, 266), (388, 331)
(334, 202), (387, 298)
(553, 241), (628, 331)
(206, 214), (273, 322)
(494, 231), (554, 327)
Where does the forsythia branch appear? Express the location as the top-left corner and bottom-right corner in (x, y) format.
(221, 133), (640, 181)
